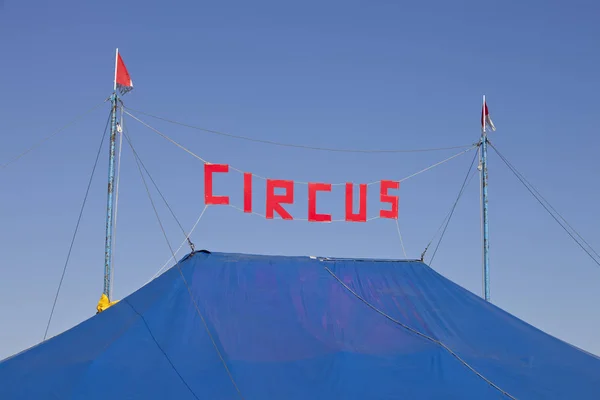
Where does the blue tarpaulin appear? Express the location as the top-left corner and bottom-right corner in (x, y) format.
(1, 251), (599, 399)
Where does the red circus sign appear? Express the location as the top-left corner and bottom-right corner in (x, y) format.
(204, 164), (399, 222)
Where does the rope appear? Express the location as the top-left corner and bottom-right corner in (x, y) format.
(43, 110), (112, 341)
(122, 121), (195, 252)
(125, 125), (178, 268)
(429, 164), (478, 265)
(229, 145), (476, 186)
(147, 205), (209, 284)
(124, 111), (208, 162)
(224, 203), (380, 223)
(395, 218), (408, 258)
(324, 266), (517, 399)
(1, 100), (108, 170)
(424, 147), (480, 265)
(489, 141), (600, 268)
(124, 106), (475, 154)
(398, 146), (476, 183)
(126, 132), (244, 399)
(124, 110), (477, 186)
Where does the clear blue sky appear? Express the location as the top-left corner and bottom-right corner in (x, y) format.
(1, 0), (599, 360)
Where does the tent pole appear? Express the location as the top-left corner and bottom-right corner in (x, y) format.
(103, 49), (119, 300)
(481, 95), (490, 302)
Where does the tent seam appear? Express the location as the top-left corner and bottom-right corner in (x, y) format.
(324, 266), (518, 400)
(58, 310), (147, 398)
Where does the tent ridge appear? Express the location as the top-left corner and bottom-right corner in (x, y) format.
(323, 265), (518, 400)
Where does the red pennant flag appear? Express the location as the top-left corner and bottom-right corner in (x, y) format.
(114, 49), (133, 95)
(481, 97), (496, 132)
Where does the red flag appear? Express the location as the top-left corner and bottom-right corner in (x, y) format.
(114, 49), (133, 95)
(481, 97), (496, 132)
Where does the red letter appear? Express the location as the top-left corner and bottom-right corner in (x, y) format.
(204, 163), (229, 205)
(345, 183), (367, 222)
(244, 173), (252, 213)
(308, 183), (332, 222)
(266, 179), (294, 220)
(380, 180), (399, 219)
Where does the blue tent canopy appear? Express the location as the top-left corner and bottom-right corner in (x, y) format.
(1, 251), (599, 399)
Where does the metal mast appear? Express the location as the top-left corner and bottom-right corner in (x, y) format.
(103, 48), (120, 300)
(481, 95), (490, 302)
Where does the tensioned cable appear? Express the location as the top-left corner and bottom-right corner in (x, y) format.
(489, 141), (600, 262)
(123, 130), (202, 400)
(124, 110), (477, 186)
(124, 106), (475, 154)
(424, 146), (480, 265)
(395, 217), (408, 258)
(430, 168), (478, 265)
(122, 119), (195, 252)
(124, 129), (177, 269)
(125, 133), (244, 399)
(397, 147), (476, 184)
(421, 147), (479, 260)
(324, 266), (517, 399)
(224, 202), (380, 223)
(146, 205), (209, 284)
(1, 100), (108, 170)
(43, 110), (112, 341)
(489, 141), (600, 268)
(124, 110), (208, 163)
